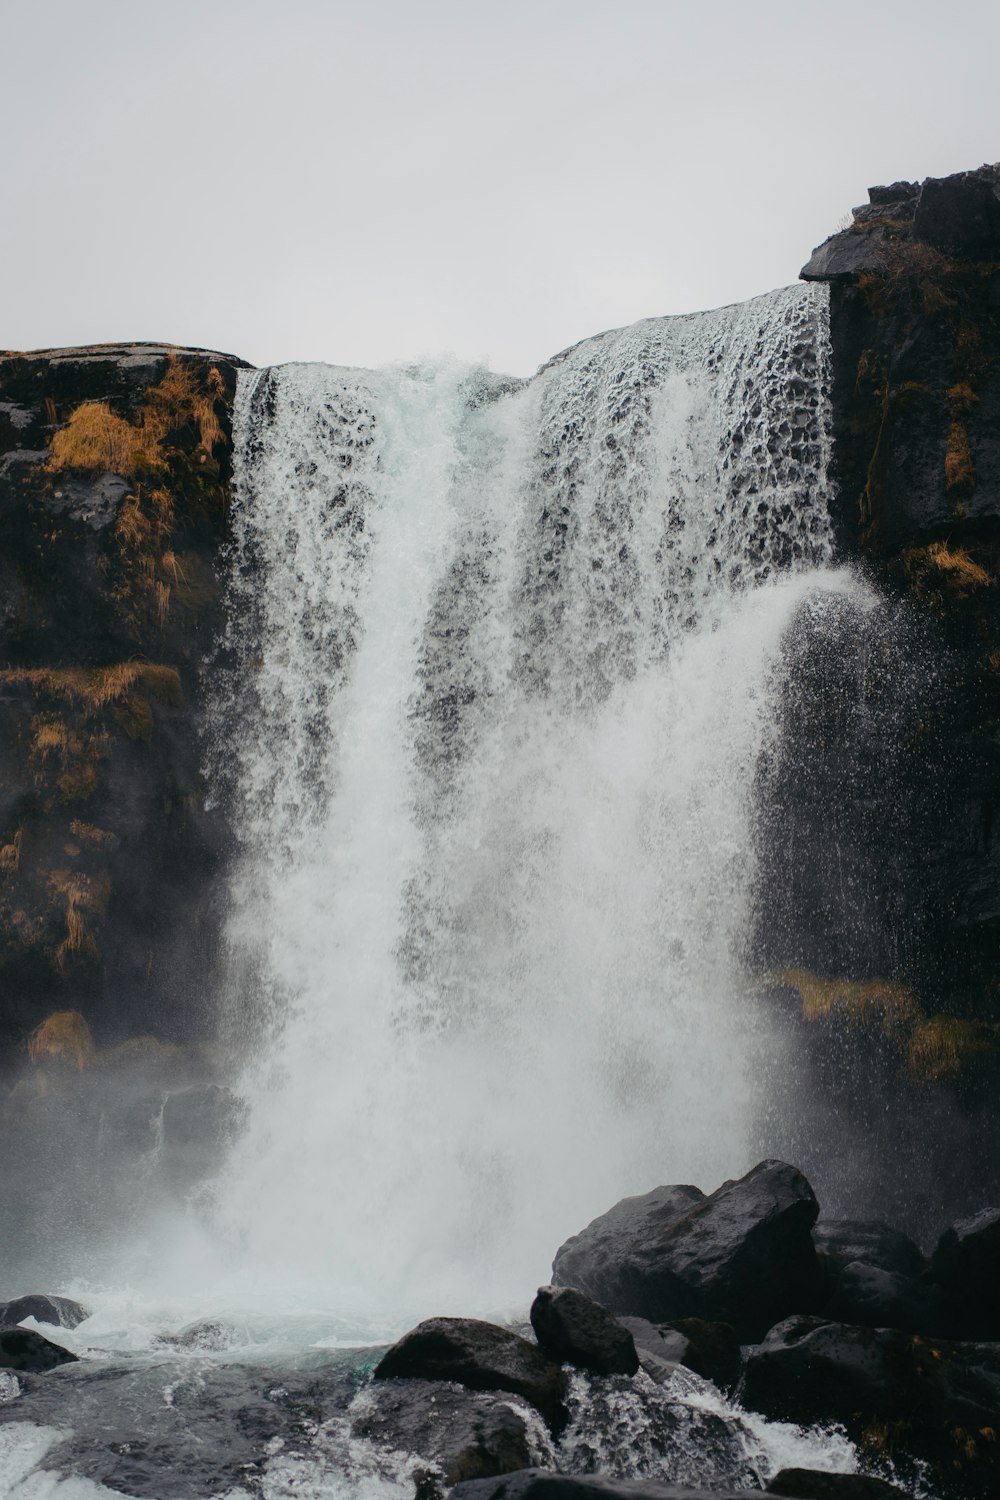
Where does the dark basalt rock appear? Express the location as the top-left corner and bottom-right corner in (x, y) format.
(611, 1316), (678, 1384)
(373, 1318), (567, 1432)
(800, 226), (895, 283)
(813, 1220), (925, 1280)
(551, 1184), (706, 1311)
(742, 1316), (1000, 1494)
(823, 1260), (952, 1337)
(651, 1318), (742, 1390)
(554, 1162), (820, 1341)
(448, 1473), (760, 1499)
(932, 1206), (1000, 1334)
(0, 1324), (77, 1371)
(766, 1470), (909, 1498)
(0, 1294), (89, 1329)
(350, 1379), (546, 1489)
(914, 164), (1000, 258)
(529, 1287), (638, 1377)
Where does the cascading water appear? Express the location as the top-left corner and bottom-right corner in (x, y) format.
(208, 283), (861, 1322)
(1, 288), (928, 1500)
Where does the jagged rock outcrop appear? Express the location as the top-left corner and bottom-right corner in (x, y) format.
(0, 343), (249, 1064)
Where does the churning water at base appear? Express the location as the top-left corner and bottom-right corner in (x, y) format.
(207, 284), (861, 1321)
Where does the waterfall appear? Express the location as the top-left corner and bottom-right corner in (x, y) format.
(209, 284), (859, 1323)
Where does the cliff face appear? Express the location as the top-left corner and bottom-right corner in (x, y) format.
(751, 164), (1000, 1228)
(772, 164), (1000, 1008)
(0, 344), (250, 1068)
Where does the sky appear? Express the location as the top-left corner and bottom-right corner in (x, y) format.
(3, 0), (999, 376)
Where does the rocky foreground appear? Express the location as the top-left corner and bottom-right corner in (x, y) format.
(4, 1159), (1000, 1498)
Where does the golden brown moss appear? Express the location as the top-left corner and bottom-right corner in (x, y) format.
(27, 1009), (97, 1069)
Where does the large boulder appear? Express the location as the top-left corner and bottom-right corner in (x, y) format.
(823, 1261), (951, 1337)
(742, 1316), (1000, 1494)
(529, 1288), (638, 1376)
(932, 1207), (1000, 1335)
(553, 1161), (821, 1340)
(349, 1379), (550, 1490)
(0, 1294), (89, 1329)
(813, 1221), (924, 1280)
(373, 1318), (566, 1431)
(0, 1325), (78, 1372)
(551, 1184), (705, 1310)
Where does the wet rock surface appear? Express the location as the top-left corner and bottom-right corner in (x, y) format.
(374, 1317), (568, 1431)
(743, 1315), (1000, 1496)
(530, 1288), (639, 1377)
(822, 1261), (951, 1337)
(553, 1161), (820, 1341)
(813, 1221), (925, 1281)
(0, 1293), (89, 1328)
(649, 1318), (741, 1389)
(551, 1185), (706, 1314)
(351, 1378), (549, 1488)
(0, 1347), (363, 1498)
(931, 1206), (1000, 1334)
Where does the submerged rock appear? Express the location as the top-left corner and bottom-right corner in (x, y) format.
(0, 1293), (89, 1329)
(552, 1161), (821, 1340)
(558, 1367), (757, 1492)
(151, 1318), (248, 1352)
(0, 1325), (78, 1372)
(530, 1288), (638, 1377)
(373, 1318), (566, 1431)
(350, 1378), (551, 1489)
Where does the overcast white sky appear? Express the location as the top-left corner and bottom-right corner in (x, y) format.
(3, 1), (998, 375)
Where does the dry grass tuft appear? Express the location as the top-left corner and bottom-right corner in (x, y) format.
(46, 355), (226, 480)
(48, 868), (109, 970)
(46, 402), (167, 476)
(919, 277), (957, 315)
(0, 663), (183, 713)
(904, 540), (993, 600)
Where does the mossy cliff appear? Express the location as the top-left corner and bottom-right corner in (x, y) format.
(0, 344), (251, 1070)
